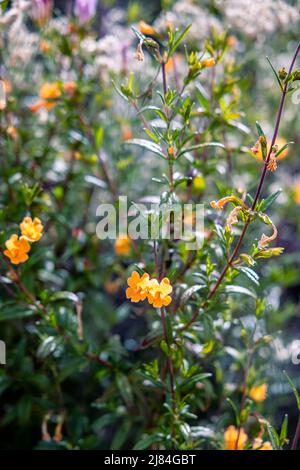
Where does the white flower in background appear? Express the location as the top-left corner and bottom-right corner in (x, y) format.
(221, 0), (299, 39)
(154, 1), (221, 42)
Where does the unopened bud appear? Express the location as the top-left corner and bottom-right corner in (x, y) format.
(278, 67), (287, 80)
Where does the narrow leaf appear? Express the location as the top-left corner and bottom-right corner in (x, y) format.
(125, 139), (166, 159)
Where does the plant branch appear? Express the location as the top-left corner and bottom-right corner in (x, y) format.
(181, 41), (300, 330)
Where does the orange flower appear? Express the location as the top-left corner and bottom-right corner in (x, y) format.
(3, 79), (12, 94)
(147, 278), (173, 308)
(7, 126), (18, 140)
(115, 235), (131, 255)
(20, 217), (43, 242)
(63, 81), (77, 95)
(249, 383), (267, 402)
(29, 82), (61, 112)
(121, 125), (133, 142)
(40, 82), (61, 100)
(28, 100), (44, 112)
(210, 195), (245, 210)
(253, 438), (272, 450)
(168, 145), (175, 156)
(251, 137), (288, 161)
(224, 425), (248, 450)
(39, 40), (51, 53)
(126, 272), (173, 308)
(165, 54), (182, 73)
(126, 271), (151, 303)
(4, 234), (31, 265)
(227, 35), (237, 47)
(202, 57), (215, 68)
(293, 182), (300, 205)
(138, 20), (159, 37)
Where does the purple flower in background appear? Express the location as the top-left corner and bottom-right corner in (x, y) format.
(31, 0), (53, 26)
(74, 0), (98, 24)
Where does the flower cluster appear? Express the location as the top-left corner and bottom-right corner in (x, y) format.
(224, 425), (272, 450)
(29, 82), (61, 112)
(126, 271), (172, 308)
(4, 217), (43, 265)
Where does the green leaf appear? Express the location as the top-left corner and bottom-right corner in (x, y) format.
(195, 84), (210, 111)
(116, 373), (133, 407)
(180, 373), (212, 390)
(255, 121), (265, 138)
(238, 267), (260, 286)
(111, 80), (129, 102)
(0, 303), (37, 321)
(131, 25), (145, 42)
(177, 142), (225, 159)
(279, 414), (288, 446)
(137, 105), (168, 122)
(260, 189), (282, 212)
(283, 370), (300, 410)
(125, 139), (166, 159)
(84, 175), (106, 189)
(180, 285), (205, 306)
(110, 419), (131, 450)
(49, 291), (79, 304)
(226, 397), (240, 426)
(169, 25), (192, 56)
(0, 1), (9, 12)
(37, 336), (58, 360)
(95, 127), (104, 149)
(266, 422), (280, 450)
(224, 285), (257, 299)
(133, 433), (162, 450)
(0, 376), (12, 396)
(144, 128), (160, 143)
(275, 142), (293, 158)
(266, 56), (283, 91)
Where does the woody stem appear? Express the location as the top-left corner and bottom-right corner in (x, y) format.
(160, 307), (176, 438)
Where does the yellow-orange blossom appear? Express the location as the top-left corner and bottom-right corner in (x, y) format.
(4, 216), (44, 265)
(4, 235), (31, 265)
(126, 271), (172, 308)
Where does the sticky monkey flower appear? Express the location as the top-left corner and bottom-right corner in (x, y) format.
(147, 278), (173, 308)
(4, 234), (31, 265)
(249, 383), (267, 402)
(138, 20), (159, 37)
(224, 425), (248, 450)
(126, 271), (151, 303)
(126, 271), (173, 308)
(210, 195), (246, 210)
(40, 82), (61, 100)
(202, 57), (215, 68)
(293, 182), (300, 205)
(253, 438), (272, 450)
(20, 217), (44, 242)
(63, 81), (77, 95)
(114, 235), (131, 255)
(251, 137), (288, 161)
(29, 82), (61, 112)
